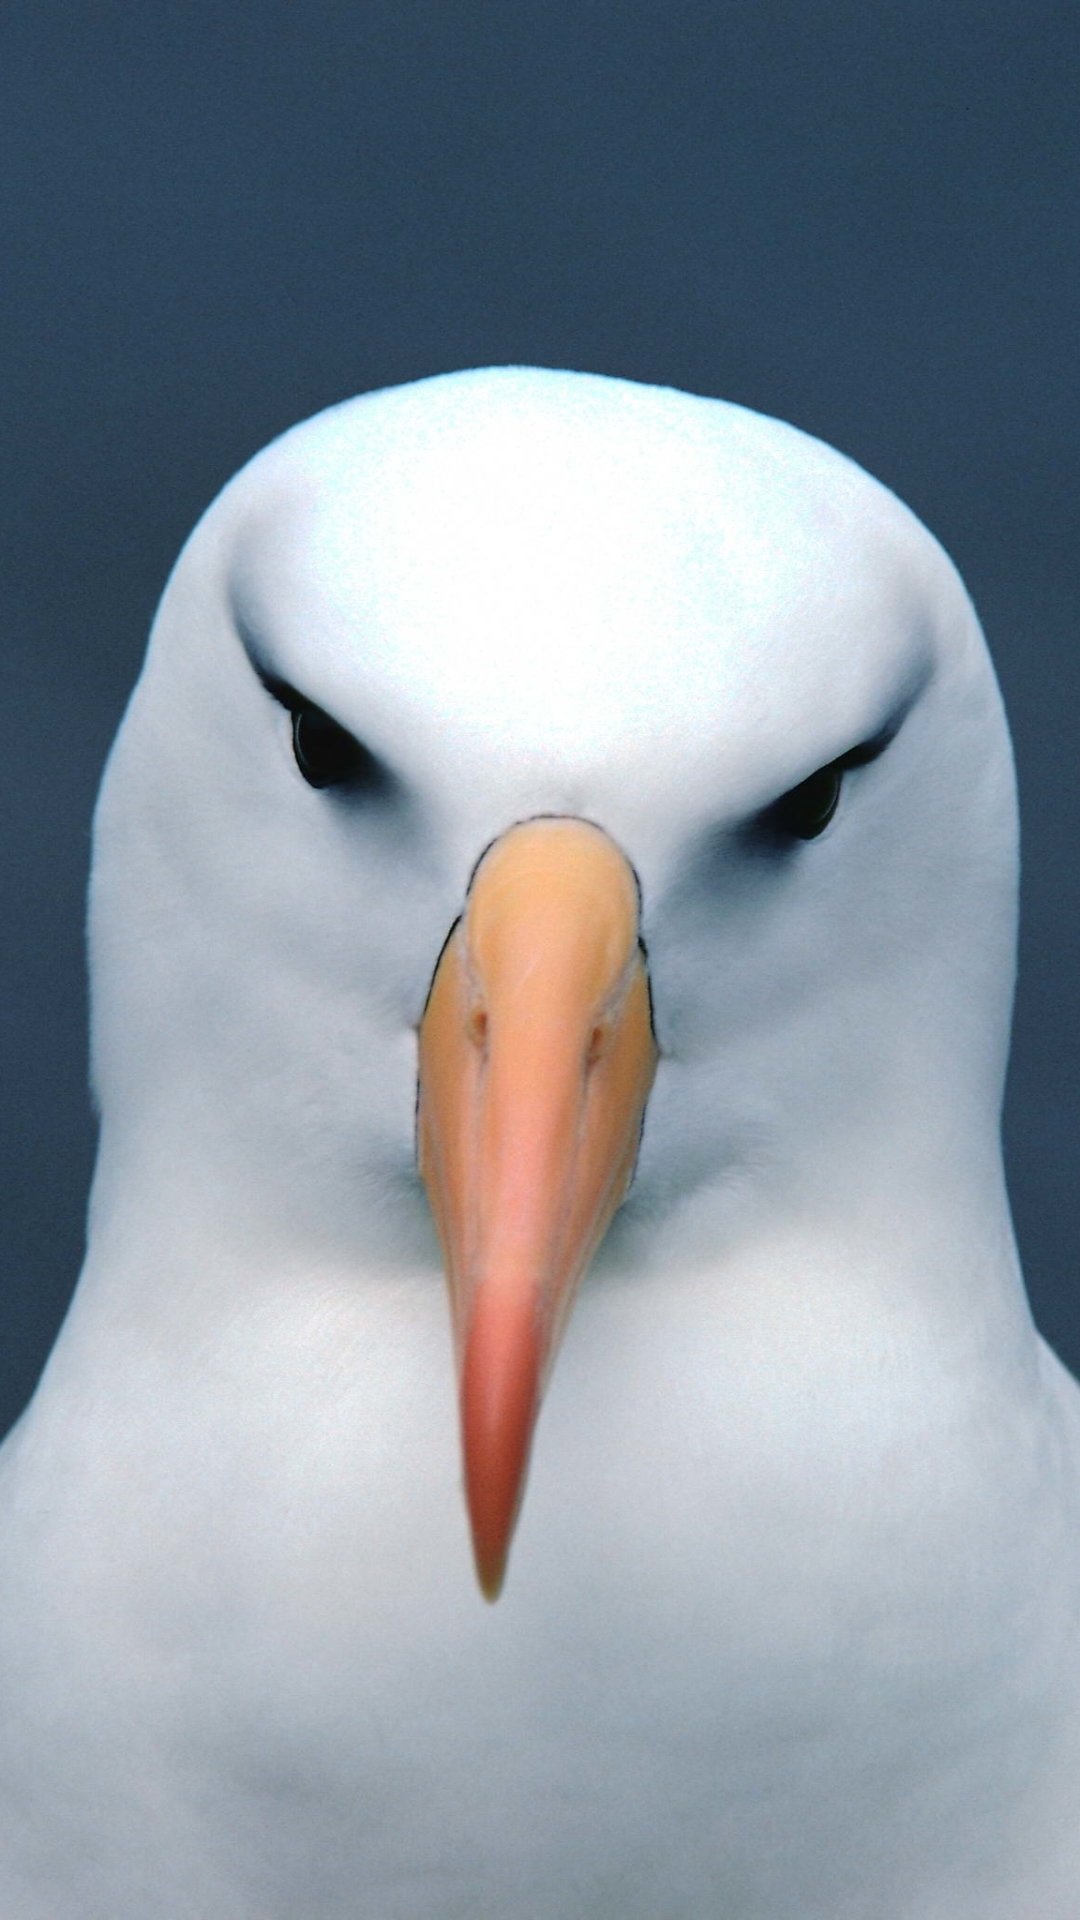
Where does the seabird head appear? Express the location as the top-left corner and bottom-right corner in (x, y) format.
(86, 367), (1019, 1595)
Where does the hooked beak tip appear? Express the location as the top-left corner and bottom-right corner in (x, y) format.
(460, 1293), (540, 1602)
(475, 1549), (509, 1604)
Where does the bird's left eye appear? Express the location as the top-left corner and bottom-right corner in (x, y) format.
(769, 762), (844, 840)
(292, 702), (379, 790)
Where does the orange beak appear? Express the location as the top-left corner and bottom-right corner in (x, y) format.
(417, 817), (657, 1600)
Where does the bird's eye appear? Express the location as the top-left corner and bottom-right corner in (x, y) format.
(292, 702), (379, 790)
(768, 762), (844, 840)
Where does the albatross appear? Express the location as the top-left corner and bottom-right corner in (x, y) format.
(2, 367), (1079, 1916)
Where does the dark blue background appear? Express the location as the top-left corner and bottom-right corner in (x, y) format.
(3, 1), (1078, 1431)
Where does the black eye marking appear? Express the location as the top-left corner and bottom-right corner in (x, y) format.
(761, 731), (891, 843)
(293, 701), (386, 789)
(259, 674), (391, 795)
(768, 761), (844, 840)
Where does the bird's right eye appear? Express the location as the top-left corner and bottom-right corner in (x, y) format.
(291, 701), (379, 790)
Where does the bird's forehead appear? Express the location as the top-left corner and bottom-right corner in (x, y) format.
(227, 375), (939, 797)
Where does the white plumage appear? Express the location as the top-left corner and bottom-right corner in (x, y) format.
(2, 367), (1078, 1916)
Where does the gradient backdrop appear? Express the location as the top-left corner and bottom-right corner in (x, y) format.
(3, 2), (1078, 1433)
